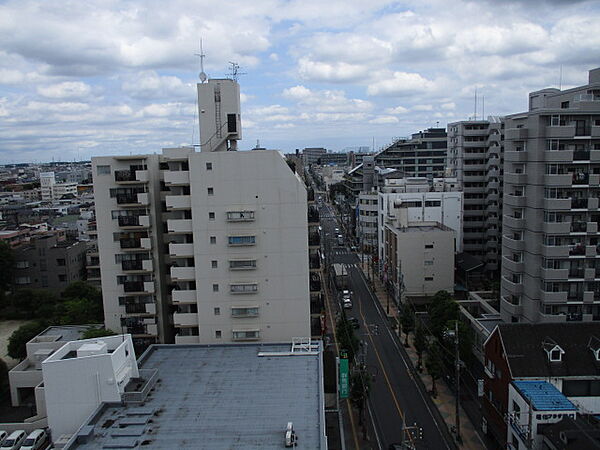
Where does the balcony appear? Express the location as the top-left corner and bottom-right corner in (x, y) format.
(163, 170), (190, 185)
(171, 289), (196, 304)
(165, 194), (191, 210)
(122, 259), (153, 272)
(500, 296), (523, 316)
(505, 128), (528, 140)
(310, 294), (324, 314)
(504, 150), (528, 162)
(124, 303), (149, 314)
(115, 169), (148, 184)
(310, 273), (321, 292)
(175, 334), (200, 344)
(173, 312), (198, 327)
(118, 215), (150, 228)
(309, 254), (321, 270)
(569, 244), (586, 256)
(571, 198), (588, 209)
(308, 207), (320, 223)
(571, 222), (587, 233)
(543, 198), (571, 210)
(171, 266), (196, 281)
(503, 215), (524, 229)
(502, 256), (523, 272)
(120, 237), (151, 250)
(545, 125), (576, 138)
(544, 174), (572, 186)
(572, 172), (589, 185)
(167, 219), (193, 233)
(504, 173), (527, 185)
(504, 194), (527, 207)
(541, 291), (568, 303)
(568, 267), (585, 279)
(540, 267), (569, 280)
(308, 232), (320, 247)
(169, 243), (194, 257)
(503, 235), (525, 251)
(502, 276), (523, 294)
(123, 281), (154, 294)
(542, 245), (569, 258)
(574, 150), (591, 161)
(542, 222), (570, 234)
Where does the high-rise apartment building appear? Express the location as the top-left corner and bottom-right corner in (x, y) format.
(93, 78), (310, 346)
(501, 67), (600, 323)
(447, 118), (503, 274)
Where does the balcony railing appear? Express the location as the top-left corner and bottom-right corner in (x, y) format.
(123, 281), (145, 292)
(308, 232), (320, 246)
(115, 170), (136, 182)
(120, 238), (141, 249)
(125, 303), (147, 314)
(308, 207), (320, 223)
(571, 222), (587, 233)
(569, 268), (584, 278)
(572, 172), (589, 185)
(569, 244), (586, 256)
(571, 198), (588, 209)
(574, 150), (590, 161)
(119, 216), (141, 227)
(116, 194), (139, 204)
(309, 254), (321, 270)
(122, 260), (143, 271)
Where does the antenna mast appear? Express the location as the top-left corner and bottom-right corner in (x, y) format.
(228, 62), (246, 82)
(195, 39), (207, 83)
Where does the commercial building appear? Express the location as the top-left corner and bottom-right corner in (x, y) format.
(39, 172), (78, 202)
(501, 67), (600, 323)
(61, 340), (326, 449)
(302, 147), (327, 165)
(447, 118), (503, 274)
(92, 78), (310, 346)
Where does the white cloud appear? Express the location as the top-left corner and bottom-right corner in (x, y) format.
(121, 71), (192, 99)
(297, 58), (369, 83)
(412, 104), (433, 111)
(367, 72), (435, 96)
(385, 105), (409, 114)
(369, 116), (399, 124)
(37, 81), (92, 99)
(441, 102), (455, 110)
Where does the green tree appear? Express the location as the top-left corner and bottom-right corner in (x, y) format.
(414, 324), (428, 372)
(425, 344), (444, 398)
(336, 317), (359, 364)
(81, 328), (117, 339)
(0, 241), (15, 292)
(8, 321), (48, 360)
(350, 366), (372, 438)
(428, 291), (459, 340)
(57, 282), (103, 324)
(400, 306), (414, 347)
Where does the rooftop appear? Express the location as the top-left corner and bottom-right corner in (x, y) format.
(513, 381), (577, 412)
(35, 325), (93, 343)
(65, 343), (325, 450)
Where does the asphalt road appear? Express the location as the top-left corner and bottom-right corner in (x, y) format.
(319, 201), (453, 450)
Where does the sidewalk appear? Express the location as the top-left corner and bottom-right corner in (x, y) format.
(360, 263), (486, 450)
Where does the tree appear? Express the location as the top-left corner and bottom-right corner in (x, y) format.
(414, 324), (428, 372)
(350, 366), (372, 439)
(336, 317), (359, 363)
(8, 321), (48, 360)
(82, 328), (117, 339)
(286, 159), (296, 173)
(428, 290), (459, 340)
(57, 282), (104, 324)
(400, 306), (414, 347)
(425, 344), (444, 398)
(0, 241), (15, 292)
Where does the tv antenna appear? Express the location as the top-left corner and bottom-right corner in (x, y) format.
(228, 61), (246, 82)
(195, 38), (207, 83)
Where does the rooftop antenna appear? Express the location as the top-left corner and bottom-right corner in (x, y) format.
(228, 61), (246, 82)
(195, 38), (207, 83)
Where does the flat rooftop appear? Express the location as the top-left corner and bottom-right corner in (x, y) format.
(37, 325), (92, 343)
(513, 380), (577, 412)
(66, 343), (325, 450)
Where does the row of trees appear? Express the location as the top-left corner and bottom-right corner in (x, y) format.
(398, 291), (473, 397)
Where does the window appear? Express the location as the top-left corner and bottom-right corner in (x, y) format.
(56, 258), (66, 266)
(211, 260), (218, 268)
(96, 165), (111, 175)
(232, 330), (260, 341)
(226, 210), (255, 221)
(209, 211), (215, 220)
(15, 261), (29, 269)
(206, 162), (212, 170)
(215, 330), (222, 339)
(212, 284), (219, 292)
(425, 276), (434, 281)
(424, 260), (434, 266)
(58, 274), (67, 282)
(207, 187), (214, 195)
(210, 236), (216, 244)
(15, 276), (31, 285)
(230, 283), (258, 294)
(228, 235), (256, 246)
(425, 244), (434, 249)
(550, 349), (562, 362)
(231, 306), (259, 317)
(214, 307), (220, 315)
(229, 259), (257, 270)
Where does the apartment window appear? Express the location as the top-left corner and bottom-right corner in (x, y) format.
(15, 276), (31, 285)
(424, 260), (434, 266)
(551, 115), (561, 126)
(215, 330), (222, 339)
(561, 101), (570, 109)
(226, 210), (255, 221)
(511, 274), (522, 284)
(230, 283), (258, 294)
(425, 276), (434, 281)
(210, 236), (216, 244)
(15, 261), (29, 269)
(211, 260), (218, 268)
(206, 162), (212, 170)
(58, 274), (67, 282)
(232, 330), (260, 341)
(212, 283), (219, 292)
(513, 186), (525, 196)
(207, 187), (214, 195)
(228, 235), (256, 246)
(209, 212), (215, 220)
(229, 259), (257, 270)
(425, 244), (434, 249)
(513, 209), (523, 219)
(96, 165), (111, 175)
(41, 275), (48, 287)
(550, 349), (562, 362)
(214, 307), (220, 315)
(231, 306), (259, 317)
(425, 201), (441, 207)
(56, 258), (66, 266)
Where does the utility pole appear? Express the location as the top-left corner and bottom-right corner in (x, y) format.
(454, 320), (461, 443)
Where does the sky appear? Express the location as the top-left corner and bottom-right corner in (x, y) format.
(1, 0), (599, 163)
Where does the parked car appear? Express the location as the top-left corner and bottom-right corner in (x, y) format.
(0, 432), (7, 446)
(343, 298), (353, 309)
(21, 429), (48, 450)
(1, 430), (27, 450)
(348, 317), (360, 329)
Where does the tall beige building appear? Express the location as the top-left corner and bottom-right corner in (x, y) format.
(92, 78), (310, 347)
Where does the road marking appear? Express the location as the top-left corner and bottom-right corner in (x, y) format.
(354, 265), (452, 450)
(324, 269), (361, 450)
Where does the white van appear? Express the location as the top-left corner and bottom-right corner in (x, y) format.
(0, 430), (26, 450)
(21, 429), (48, 450)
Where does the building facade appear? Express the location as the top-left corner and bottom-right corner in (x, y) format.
(93, 78), (310, 346)
(447, 118), (503, 275)
(501, 67), (600, 323)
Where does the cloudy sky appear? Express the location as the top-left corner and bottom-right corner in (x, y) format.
(1, 0), (599, 163)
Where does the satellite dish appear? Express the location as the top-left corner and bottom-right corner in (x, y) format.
(199, 71), (207, 82)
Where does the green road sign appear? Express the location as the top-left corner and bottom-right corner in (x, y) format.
(339, 354), (349, 399)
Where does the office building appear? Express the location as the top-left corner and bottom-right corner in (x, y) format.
(39, 171), (78, 202)
(501, 67), (600, 323)
(92, 78), (310, 346)
(447, 118), (503, 275)
(302, 147), (327, 165)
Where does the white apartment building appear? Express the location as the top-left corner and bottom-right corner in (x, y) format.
(39, 171), (78, 202)
(92, 78), (310, 346)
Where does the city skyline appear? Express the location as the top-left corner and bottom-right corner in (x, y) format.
(1, 0), (599, 163)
